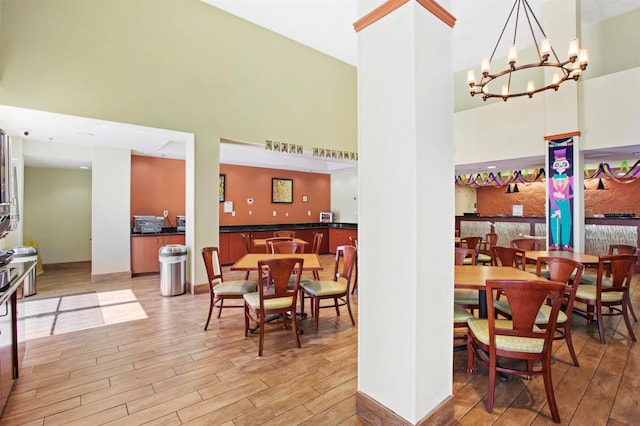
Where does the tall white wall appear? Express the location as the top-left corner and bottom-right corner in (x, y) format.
(331, 168), (358, 223)
(91, 146), (131, 276)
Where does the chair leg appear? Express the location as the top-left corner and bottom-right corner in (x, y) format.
(292, 311), (301, 349)
(204, 292), (214, 331)
(216, 298), (223, 319)
(334, 298), (340, 316)
(314, 297), (320, 333)
(466, 332), (476, 373)
(244, 271), (250, 280)
(596, 301), (606, 344)
(628, 300), (638, 322)
(244, 305), (249, 337)
(313, 270), (320, 280)
(542, 355), (561, 423)
(258, 313), (265, 356)
(563, 323), (580, 367)
(486, 354), (497, 413)
(622, 297), (637, 342)
(346, 299), (355, 326)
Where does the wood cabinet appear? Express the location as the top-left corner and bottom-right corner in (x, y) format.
(131, 235), (185, 274)
(328, 228), (358, 253)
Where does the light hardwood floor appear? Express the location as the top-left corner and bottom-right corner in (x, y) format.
(1, 257), (639, 425)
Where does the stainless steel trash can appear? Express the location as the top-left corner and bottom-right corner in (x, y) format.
(11, 246), (38, 296)
(159, 244), (187, 296)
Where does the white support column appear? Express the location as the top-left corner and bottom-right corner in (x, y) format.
(356, 0), (455, 423)
(543, 0), (585, 252)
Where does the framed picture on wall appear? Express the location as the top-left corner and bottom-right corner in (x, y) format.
(219, 174), (225, 202)
(272, 178), (293, 203)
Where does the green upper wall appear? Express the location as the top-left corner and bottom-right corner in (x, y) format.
(0, 0), (357, 152)
(454, 7), (640, 113)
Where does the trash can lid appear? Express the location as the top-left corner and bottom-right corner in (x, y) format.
(12, 246), (37, 257)
(159, 244), (187, 256)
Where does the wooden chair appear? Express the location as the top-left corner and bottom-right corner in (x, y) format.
(240, 233), (254, 280)
(494, 257), (584, 367)
(480, 232), (498, 260)
(454, 248), (478, 313)
(349, 235), (358, 293)
(459, 237), (485, 264)
(311, 232), (324, 280)
(243, 257), (304, 356)
(573, 254), (638, 344)
(201, 247), (258, 330)
(265, 236), (293, 253)
(606, 244), (638, 321)
(274, 230), (296, 238)
(270, 241), (304, 254)
(300, 245), (356, 333)
(467, 279), (566, 423)
(510, 238), (540, 251)
(490, 246), (526, 270)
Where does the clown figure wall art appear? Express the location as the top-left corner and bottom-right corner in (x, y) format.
(548, 140), (575, 250)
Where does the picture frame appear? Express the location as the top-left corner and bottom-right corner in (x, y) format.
(272, 178), (293, 203)
(219, 174), (225, 202)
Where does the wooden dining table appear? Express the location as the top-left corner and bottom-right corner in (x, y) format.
(455, 265), (543, 318)
(524, 250), (600, 266)
(230, 253), (322, 272)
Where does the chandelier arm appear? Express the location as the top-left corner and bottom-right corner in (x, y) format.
(490, 0), (520, 62)
(522, 2), (542, 61)
(512, 0), (521, 47)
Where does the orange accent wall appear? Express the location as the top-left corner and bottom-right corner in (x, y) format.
(219, 164), (330, 225)
(131, 155), (185, 225)
(476, 179), (640, 217)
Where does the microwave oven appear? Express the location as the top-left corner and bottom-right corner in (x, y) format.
(319, 211), (333, 223)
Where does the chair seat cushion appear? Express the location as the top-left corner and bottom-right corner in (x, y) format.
(575, 285), (623, 302)
(214, 280), (258, 296)
(301, 280), (347, 297)
(467, 318), (544, 353)
(477, 253), (492, 263)
(243, 292), (294, 310)
(578, 274), (598, 285)
(454, 304), (474, 324)
(454, 289), (479, 305)
(494, 300), (567, 324)
(462, 258), (474, 265)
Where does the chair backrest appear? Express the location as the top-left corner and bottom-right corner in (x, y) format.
(349, 235), (358, 249)
(334, 245), (357, 286)
(486, 279), (565, 345)
(311, 232), (324, 254)
(201, 246), (223, 285)
(510, 238), (539, 251)
(536, 256), (584, 312)
(485, 232), (499, 246)
(460, 236), (483, 252)
(265, 236), (294, 253)
(490, 246), (525, 270)
(274, 230), (296, 238)
(271, 241), (304, 254)
(240, 233), (253, 254)
(258, 257), (304, 299)
(455, 247), (476, 265)
(596, 254), (638, 291)
(608, 244), (636, 255)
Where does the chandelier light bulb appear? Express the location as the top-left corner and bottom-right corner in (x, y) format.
(502, 84), (508, 96)
(552, 72), (561, 86)
(467, 70), (476, 85)
(568, 38), (580, 60)
(579, 48), (589, 68)
(508, 46), (517, 67)
(540, 37), (551, 60)
(481, 58), (490, 75)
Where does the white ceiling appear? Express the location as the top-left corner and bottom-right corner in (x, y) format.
(2, 0), (639, 174)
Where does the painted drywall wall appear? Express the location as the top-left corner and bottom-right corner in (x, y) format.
(23, 167), (91, 264)
(131, 155), (185, 224)
(0, 0), (357, 285)
(219, 164), (330, 225)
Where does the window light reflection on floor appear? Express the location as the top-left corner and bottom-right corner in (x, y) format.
(23, 289), (148, 340)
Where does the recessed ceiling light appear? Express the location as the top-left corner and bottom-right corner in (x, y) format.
(79, 166), (89, 170)
(78, 132), (94, 137)
(487, 165), (496, 169)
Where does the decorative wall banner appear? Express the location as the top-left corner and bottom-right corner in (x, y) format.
(548, 137), (575, 251)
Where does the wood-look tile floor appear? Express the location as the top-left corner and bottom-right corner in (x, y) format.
(2, 258), (639, 425)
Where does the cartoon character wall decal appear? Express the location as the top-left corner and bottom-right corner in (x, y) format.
(549, 147), (574, 250)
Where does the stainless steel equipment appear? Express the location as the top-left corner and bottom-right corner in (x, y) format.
(133, 215), (164, 233)
(0, 130), (15, 276)
(11, 246), (38, 296)
(176, 215), (186, 232)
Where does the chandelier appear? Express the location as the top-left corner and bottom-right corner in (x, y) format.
(467, 0), (589, 102)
